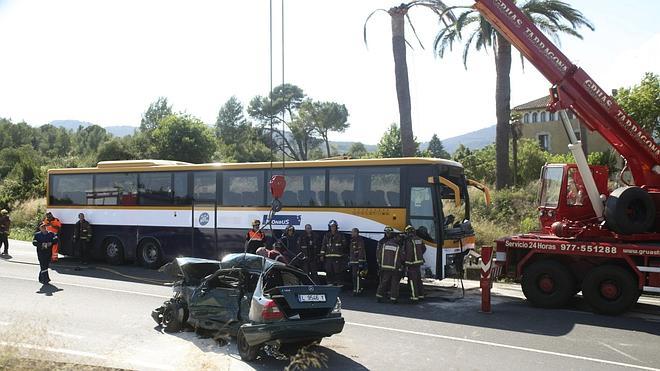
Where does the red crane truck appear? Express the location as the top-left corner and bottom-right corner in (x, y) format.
(469, 0), (660, 314)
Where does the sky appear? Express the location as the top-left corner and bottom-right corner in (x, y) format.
(0, 0), (658, 144)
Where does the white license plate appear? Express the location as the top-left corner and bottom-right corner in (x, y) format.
(298, 294), (326, 303)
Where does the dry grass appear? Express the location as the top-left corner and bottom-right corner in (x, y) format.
(7, 198), (45, 241)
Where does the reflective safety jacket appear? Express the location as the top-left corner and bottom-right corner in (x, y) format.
(403, 235), (426, 266)
(42, 217), (62, 235)
(348, 236), (366, 265)
(74, 219), (93, 241)
(297, 233), (319, 261)
(321, 232), (346, 259)
(377, 237), (403, 271)
(246, 229), (265, 242)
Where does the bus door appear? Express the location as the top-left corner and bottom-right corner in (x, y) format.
(407, 183), (443, 278)
(192, 171), (218, 259)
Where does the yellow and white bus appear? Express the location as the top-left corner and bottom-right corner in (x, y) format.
(47, 158), (487, 279)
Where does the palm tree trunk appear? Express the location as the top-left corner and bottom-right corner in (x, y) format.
(494, 33), (512, 189)
(512, 137), (518, 186)
(390, 7), (415, 157)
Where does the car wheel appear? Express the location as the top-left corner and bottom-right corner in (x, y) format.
(139, 239), (162, 269)
(521, 260), (575, 308)
(162, 300), (187, 333)
(103, 237), (124, 265)
(582, 265), (639, 315)
(237, 328), (258, 362)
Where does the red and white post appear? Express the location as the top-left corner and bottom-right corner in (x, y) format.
(480, 246), (493, 313)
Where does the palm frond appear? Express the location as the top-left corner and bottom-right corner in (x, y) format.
(363, 9), (389, 49)
(406, 13), (425, 50)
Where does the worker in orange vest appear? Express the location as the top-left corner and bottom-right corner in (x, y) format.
(42, 212), (62, 262)
(245, 219), (266, 254)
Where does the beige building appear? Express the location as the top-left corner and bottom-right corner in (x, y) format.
(512, 96), (613, 155)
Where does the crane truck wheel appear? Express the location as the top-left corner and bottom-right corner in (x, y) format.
(521, 260), (575, 308)
(582, 265), (639, 315)
(604, 186), (655, 235)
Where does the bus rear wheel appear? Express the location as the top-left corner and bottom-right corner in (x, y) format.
(521, 260), (575, 308)
(139, 239), (162, 269)
(103, 237), (124, 265)
(582, 265), (639, 315)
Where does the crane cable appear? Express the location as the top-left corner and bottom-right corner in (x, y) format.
(248, 0), (286, 254)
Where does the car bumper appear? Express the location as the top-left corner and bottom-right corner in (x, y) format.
(240, 316), (345, 346)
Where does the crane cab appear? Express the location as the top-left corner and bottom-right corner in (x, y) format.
(537, 164), (609, 232)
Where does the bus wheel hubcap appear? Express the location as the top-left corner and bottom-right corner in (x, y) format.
(107, 243), (118, 257)
(144, 245), (158, 262)
(539, 276), (555, 293)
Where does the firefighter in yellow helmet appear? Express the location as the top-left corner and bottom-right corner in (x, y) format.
(403, 225), (426, 301)
(376, 226), (403, 303)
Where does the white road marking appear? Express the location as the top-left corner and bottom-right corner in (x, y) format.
(599, 342), (643, 364)
(346, 322), (659, 371)
(0, 275), (170, 299)
(48, 330), (85, 340)
(0, 341), (173, 370)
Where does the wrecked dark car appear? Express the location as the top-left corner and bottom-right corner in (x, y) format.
(152, 253), (344, 361)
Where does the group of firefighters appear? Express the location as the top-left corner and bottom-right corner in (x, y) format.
(0, 209), (92, 284)
(246, 219), (427, 303)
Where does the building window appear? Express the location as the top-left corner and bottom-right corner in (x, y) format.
(574, 130), (581, 141)
(538, 133), (550, 152)
(549, 112), (555, 121)
(523, 113), (529, 123)
(540, 112), (547, 122)
(532, 112), (538, 123)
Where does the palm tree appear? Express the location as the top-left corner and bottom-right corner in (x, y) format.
(364, 1), (455, 157)
(434, 0), (593, 189)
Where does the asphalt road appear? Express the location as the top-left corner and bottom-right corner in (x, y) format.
(1, 239), (660, 371)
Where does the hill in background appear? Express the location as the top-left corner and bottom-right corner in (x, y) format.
(47, 119), (495, 155)
(47, 120), (136, 137)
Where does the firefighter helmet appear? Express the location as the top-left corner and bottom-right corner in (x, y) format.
(384, 226), (394, 233)
(405, 225), (415, 233)
(285, 225), (295, 233)
(328, 220), (338, 228)
(252, 219), (261, 227)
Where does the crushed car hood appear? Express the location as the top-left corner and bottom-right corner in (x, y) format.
(160, 257), (222, 285)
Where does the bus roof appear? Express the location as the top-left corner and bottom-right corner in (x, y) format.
(48, 157), (463, 174)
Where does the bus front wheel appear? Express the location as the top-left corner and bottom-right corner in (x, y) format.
(103, 237), (124, 265)
(138, 239), (162, 269)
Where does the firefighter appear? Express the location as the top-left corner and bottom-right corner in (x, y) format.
(320, 220), (347, 286)
(376, 226), (403, 304)
(245, 219), (266, 254)
(73, 213), (93, 264)
(42, 212), (62, 262)
(348, 228), (367, 296)
(0, 209), (10, 255)
(281, 225), (301, 265)
(33, 224), (58, 284)
(297, 224), (319, 281)
(403, 225), (426, 301)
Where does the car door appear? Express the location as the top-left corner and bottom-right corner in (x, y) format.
(188, 274), (241, 328)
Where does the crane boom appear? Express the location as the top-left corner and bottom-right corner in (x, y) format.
(473, 0), (660, 188)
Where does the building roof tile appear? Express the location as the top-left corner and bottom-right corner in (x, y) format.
(513, 95), (551, 111)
